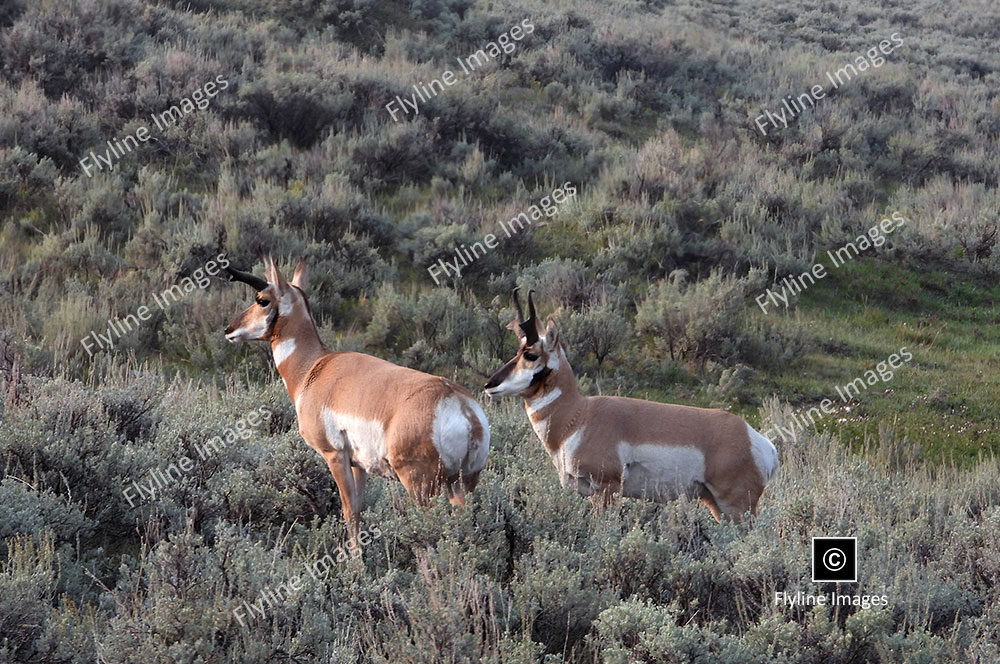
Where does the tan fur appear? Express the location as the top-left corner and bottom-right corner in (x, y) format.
(528, 360), (764, 519)
(226, 258), (488, 542)
(486, 312), (776, 522)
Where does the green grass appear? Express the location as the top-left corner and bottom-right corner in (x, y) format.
(757, 257), (1000, 464)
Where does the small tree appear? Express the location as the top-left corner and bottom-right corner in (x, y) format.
(636, 269), (755, 369)
(564, 299), (631, 366)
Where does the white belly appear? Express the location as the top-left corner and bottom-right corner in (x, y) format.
(321, 408), (394, 478)
(618, 443), (705, 501)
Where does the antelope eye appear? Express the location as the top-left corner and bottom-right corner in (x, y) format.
(523, 352), (539, 362)
(256, 299), (270, 307)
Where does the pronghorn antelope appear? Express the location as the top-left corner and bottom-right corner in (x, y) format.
(484, 290), (779, 522)
(223, 258), (490, 541)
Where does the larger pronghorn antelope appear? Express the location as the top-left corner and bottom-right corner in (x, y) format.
(223, 258), (490, 540)
(484, 290), (779, 522)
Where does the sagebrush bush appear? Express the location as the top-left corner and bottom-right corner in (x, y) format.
(636, 268), (776, 369)
(2, 371), (998, 662)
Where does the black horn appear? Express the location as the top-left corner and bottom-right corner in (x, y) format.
(224, 265), (268, 291)
(512, 287), (526, 323)
(513, 288), (539, 344)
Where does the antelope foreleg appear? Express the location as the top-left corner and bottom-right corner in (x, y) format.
(323, 451), (363, 547)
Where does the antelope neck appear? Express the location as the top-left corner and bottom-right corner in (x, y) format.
(271, 301), (327, 401)
(524, 356), (584, 453)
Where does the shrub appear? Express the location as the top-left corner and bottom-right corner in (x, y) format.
(560, 298), (632, 367)
(592, 599), (757, 664)
(364, 285), (481, 373)
(0, 79), (101, 171)
(512, 538), (611, 656)
(0, 533), (59, 662)
(636, 269), (758, 368)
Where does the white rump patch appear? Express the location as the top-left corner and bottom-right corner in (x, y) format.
(321, 408), (391, 477)
(431, 396), (487, 475)
(747, 423), (780, 483)
(272, 338), (296, 367)
(527, 387), (562, 413)
(618, 443), (705, 502)
(465, 399), (491, 475)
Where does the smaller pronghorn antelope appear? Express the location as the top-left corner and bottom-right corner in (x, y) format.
(484, 290), (779, 522)
(223, 258), (490, 541)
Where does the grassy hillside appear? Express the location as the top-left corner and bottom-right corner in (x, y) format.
(2, 0), (1000, 661)
(755, 259), (1000, 465)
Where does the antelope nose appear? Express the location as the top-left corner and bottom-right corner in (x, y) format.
(224, 324), (234, 335)
(484, 376), (499, 390)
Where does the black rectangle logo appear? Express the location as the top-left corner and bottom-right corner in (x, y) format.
(812, 537), (857, 582)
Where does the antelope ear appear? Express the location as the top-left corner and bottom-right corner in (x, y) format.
(291, 258), (309, 292)
(506, 319), (526, 340)
(264, 255), (289, 293)
(541, 317), (560, 351)
(263, 256), (274, 285)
